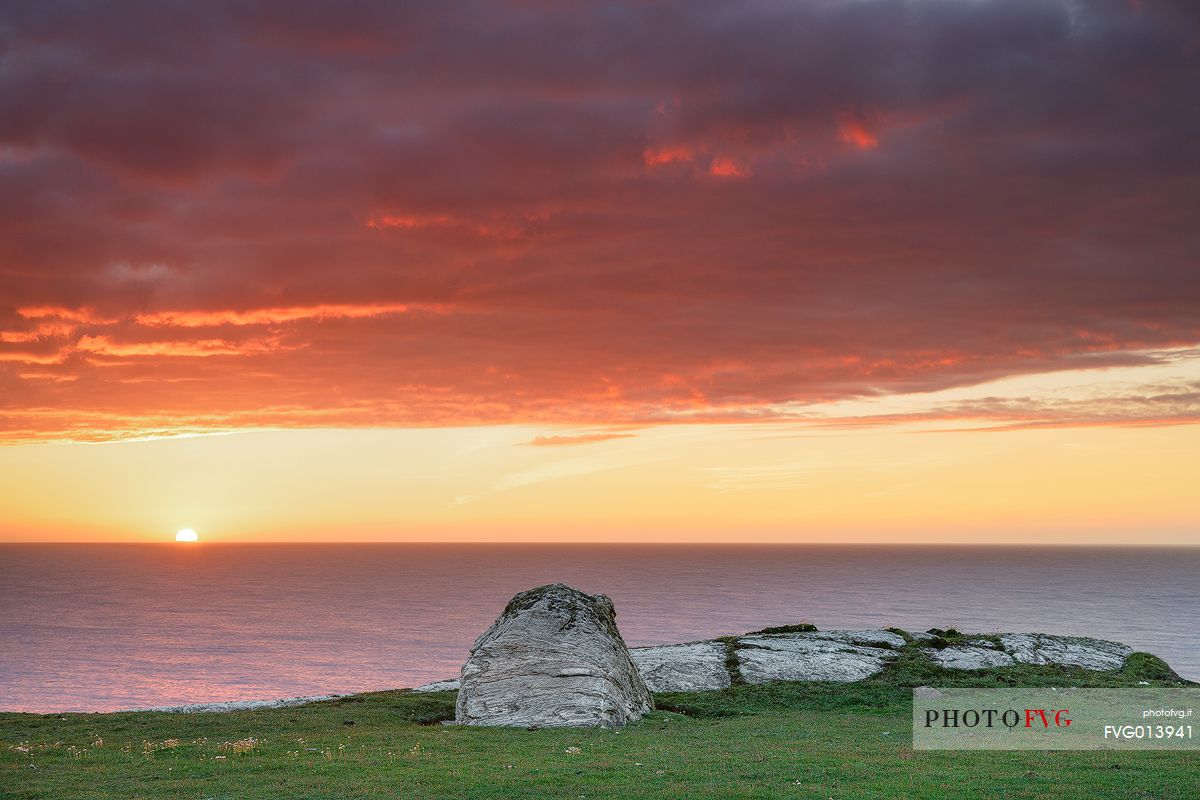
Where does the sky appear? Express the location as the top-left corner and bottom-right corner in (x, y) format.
(0, 1), (1197, 543)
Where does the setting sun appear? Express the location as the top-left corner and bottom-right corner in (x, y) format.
(174, 529), (198, 543)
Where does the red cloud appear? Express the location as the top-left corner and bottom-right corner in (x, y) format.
(708, 156), (751, 177)
(366, 214), (456, 230)
(643, 145), (694, 166)
(837, 116), (879, 150)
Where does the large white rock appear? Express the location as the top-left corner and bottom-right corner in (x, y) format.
(630, 641), (731, 692)
(454, 584), (653, 728)
(736, 634), (898, 683)
(1000, 633), (1132, 670)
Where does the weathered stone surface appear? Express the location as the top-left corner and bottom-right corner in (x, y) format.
(1000, 633), (1132, 670)
(922, 633), (1132, 671)
(736, 634), (898, 683)
(629, 641), (731, 692)
(925, 645), (1015, 670)
(455, 584), (652, 728)
(808, 629), (907, 649)
(412, 679), (460, 693)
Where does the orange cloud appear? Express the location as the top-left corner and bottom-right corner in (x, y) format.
(643, 145), (694, 166)
(366, 213), (455, 230)
(0, 351), (67, 365)
(529, 432), (637, 446)
(837, 117), (879, 150)
(18, 306), (115, 324)
(75, 335), (288, 358)
(17, 371), (78, 383)
(134, 303), (438, 327)
(0, 331), (42, 343)
(0, 321), (81, 342)
(709, 156), (751, 177)
(367, 211), (549, 241)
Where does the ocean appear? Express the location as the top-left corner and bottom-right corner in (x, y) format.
(1, 543), (1196, 712)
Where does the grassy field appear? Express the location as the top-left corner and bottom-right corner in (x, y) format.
(2, 641), (1195, 799)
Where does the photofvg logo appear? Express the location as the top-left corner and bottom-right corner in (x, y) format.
(923, 706), (1071, 730)
(912, 688), (1199, 750)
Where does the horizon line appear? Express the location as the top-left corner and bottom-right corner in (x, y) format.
(2, 540), (1197, 548)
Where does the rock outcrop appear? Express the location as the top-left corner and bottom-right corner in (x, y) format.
(454, 584), (652, 728)
(920, 633), (1133, 671)
(416, 621), (1146, 699)
(629, 629), (910, 690)
(1000, 633), (1132, 670)
(805, 629), (908, 649)
(736, 633), (899, 683)
(926, 645), (1015, 670)
(629, 641), (731, 692)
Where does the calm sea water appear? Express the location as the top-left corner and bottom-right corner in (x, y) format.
(0, 544), (1196, 712)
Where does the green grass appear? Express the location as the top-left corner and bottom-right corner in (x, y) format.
(3, 650), (1195, 799)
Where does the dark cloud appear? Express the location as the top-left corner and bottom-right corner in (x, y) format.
(0, 0), (1198, 439)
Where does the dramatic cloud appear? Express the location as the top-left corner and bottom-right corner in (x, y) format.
(1, 0), (1198, 441)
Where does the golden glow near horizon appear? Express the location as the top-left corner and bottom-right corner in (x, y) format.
(175, 529), (198, 542)
(0, 411), (1197, 545)
(1, 358), (1195, 545)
